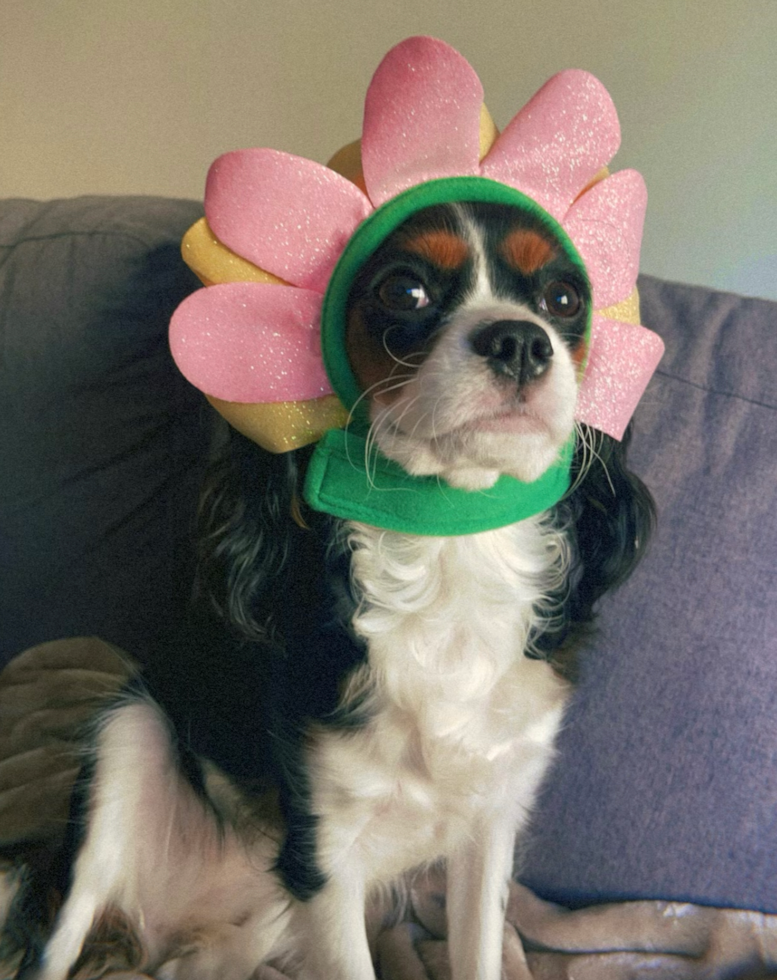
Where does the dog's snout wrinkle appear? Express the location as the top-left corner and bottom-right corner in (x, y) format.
(471, 320), (553, 385)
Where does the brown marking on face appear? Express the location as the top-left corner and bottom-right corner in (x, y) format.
(346, 309), (413, 404)
(571, 336), (588, 370)
(499, 228), (558, 275)
(401, 230), (469, 270)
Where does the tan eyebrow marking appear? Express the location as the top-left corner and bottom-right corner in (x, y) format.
(402, 230), (470, 270)
(571, 336), (588, 369)
(499, 229), (558, 275)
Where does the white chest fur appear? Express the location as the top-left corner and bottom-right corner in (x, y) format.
(309, 518), (571, 886)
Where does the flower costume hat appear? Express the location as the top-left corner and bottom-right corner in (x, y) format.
(170, 36), (664, 535)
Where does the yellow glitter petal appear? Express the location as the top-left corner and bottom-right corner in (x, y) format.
(206, 395), (349, 453)
(597, 286), (641, 325)
(574, 166), (611, 204)
(478, 104), (499, 160)
(326, 140), (368, 194)
(181, 217), (286, 287)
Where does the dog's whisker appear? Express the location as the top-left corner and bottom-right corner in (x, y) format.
(386, 392), (423, 437)
(380, 331), (428, 371)
(344, 373), (416, 480)
(364, 420), (384, 488)
(362, 390), (426, 490)
(570, 421), (614, 497)
(346, 373), (415, 432)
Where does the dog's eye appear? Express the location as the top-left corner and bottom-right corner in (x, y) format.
(377, 275), (431, 311)
(541, 281), (582, 318)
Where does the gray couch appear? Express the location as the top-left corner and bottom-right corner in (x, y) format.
(1, 195), (776, 920)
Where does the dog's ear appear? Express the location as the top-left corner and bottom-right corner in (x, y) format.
(195, 432), (308, 640)
(568, 423), (656, 617)
(532, 424), (656, 670)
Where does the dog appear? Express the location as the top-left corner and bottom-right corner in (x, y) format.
(3, 198), (654, 980)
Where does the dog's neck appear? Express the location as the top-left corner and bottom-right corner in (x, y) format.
(341, 518), (570, 724)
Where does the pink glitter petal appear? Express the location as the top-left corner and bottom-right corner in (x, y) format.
(563, 169), (647, 309)
(205, 149), (371, 293)
(575, 315), (665, 439)
(361, 36), (483, 206)
(481, 70), (621, 221)
(169, 282), (333, 403)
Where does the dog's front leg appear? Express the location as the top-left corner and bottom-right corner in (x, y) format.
(446, 813), (518, 980)
(297, 872), (375, 980)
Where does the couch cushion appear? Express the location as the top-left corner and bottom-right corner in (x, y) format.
(521, 276), (777, 913)
(0, 197), (208, 665)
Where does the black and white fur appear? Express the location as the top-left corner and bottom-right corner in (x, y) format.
(1, 201), (654, 980)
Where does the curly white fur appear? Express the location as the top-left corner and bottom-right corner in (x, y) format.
(300, 520), (570, 979)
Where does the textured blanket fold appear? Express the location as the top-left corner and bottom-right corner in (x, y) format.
(1, 640), (775, 979)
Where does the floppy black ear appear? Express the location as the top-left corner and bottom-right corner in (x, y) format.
(195, 431), (311, 639)
(567, 423), (656, 618)
(533, 423), (656, 670)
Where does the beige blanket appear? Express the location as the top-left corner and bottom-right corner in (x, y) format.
(2, 640), (776, 980)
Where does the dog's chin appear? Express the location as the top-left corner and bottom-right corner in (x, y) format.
(372, 419), (571, 491)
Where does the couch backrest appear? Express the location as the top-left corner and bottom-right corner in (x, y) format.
(524, 274), (777, 913)
(0, 197), (209, 662)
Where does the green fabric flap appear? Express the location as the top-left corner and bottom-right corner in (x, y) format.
(304, 428), (573, 536)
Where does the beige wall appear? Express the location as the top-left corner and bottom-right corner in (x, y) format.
(3, 0), (775, 300)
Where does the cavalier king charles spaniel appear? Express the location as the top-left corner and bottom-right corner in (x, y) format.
(3, 199), (654, 980)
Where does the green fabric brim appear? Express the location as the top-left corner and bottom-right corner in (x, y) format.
(304, 427), (574, 536)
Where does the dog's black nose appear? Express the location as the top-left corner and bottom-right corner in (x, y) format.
(471, 320), (553, 384)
